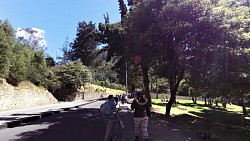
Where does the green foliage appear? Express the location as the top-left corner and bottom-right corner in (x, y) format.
(110, 0), (250, 115)
(26, 51), (50, 86)
(211, 0), (250, 48)
(90, 52), (118, 83)
(0, 19), (55, 88)
(54, 61), (92, 90)
(59, 36), (71, 64)
(118, 0), (127, 23)
(45, 70), (61, 93)
(69, 21), (99, 67)
(0, 20), (15, 78)
(8, 43), (33, 85)
(186, 0), (250, 100)
(45, 55), (56, 67)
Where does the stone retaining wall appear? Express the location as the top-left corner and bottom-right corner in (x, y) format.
(0, 79), (58, 111)
(0, 78), (113, 111)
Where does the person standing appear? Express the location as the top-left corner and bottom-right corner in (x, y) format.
(131, 92), (151, 141)
(102, 95), (120, 141)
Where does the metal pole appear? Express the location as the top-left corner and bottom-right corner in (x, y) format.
(126, 61), (128, 95)
(156, 76), (158, 99)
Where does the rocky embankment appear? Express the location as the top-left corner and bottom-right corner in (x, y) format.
(0, 79), (58, 111)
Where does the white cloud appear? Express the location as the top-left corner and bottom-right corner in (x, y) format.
(16, 27), (47, 50)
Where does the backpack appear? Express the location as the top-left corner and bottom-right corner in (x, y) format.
(100, 101), (113, 118)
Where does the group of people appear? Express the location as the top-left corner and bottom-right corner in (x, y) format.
(102, 92), (151, 141)
(115, 94), (128, 104)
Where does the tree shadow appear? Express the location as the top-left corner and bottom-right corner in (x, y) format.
(178, 103), (212, 108)
(148, 113), (201, 141)
(10, 108), (105, 141)
(165, 106), (250, 141)
(120, 112), (200, 141)
(152, 102), (167, 107)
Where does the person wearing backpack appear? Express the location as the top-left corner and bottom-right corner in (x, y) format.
(101, 95), (120, 141)
(131, 92), (151, 141)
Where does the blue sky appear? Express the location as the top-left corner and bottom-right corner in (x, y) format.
(0, 0), (122, 59)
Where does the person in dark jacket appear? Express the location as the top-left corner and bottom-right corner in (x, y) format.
(131, 92), (151, 141)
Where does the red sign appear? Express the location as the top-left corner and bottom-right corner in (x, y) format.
(134, 55), (141, 63)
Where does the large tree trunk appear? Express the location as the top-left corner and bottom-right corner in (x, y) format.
(241, 95), (248, 115)
(165, 67), (184, 117)
(208, 98), (212, 106)
(165, 90), (177, 116)
(222, 99), (227, 108)
(192, 97), (197, 104)
(204, 96), (207, 105)
(215, 99), (218, 106)
(141, 65), (151, 106)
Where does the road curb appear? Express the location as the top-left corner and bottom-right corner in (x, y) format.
(0, 99), (99, 130)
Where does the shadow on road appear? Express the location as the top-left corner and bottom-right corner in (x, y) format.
(13, 108), (105, 141)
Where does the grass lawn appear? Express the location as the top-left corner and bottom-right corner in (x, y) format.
(152, 99), (250, 141)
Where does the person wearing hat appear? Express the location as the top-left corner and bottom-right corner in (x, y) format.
(131, 92), (151, 141)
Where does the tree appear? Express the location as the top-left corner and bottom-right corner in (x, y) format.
(45, 55), (56, 67)
(118, 0), (127, 23)
(54, 61), (92, 90)
(101, 0), (250, 116)
(0, 20), (15, 78)
(69, 21), (99, 67)
(216, 48), (250, 114)
(98, 15), (131, 87)
(59, 36), (71, 64)
(26, 51), (50, 86)
(121, 0), (165, 105)
(8, 43), (33, 85)
(186, 0), (250, 113)
(124, 0), (243, 116)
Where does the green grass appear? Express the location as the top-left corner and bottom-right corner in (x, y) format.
(81, 83), (125, 95)
(18, 81), (48, 92)
(152, 99), (250, 141)
(152, 99), (214, 118)
(91, 84), (125, 94)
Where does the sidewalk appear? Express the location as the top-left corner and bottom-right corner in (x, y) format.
(0, 99), (97, 130)
(114, 103), (202, 141)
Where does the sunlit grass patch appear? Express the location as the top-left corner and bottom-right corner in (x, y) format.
(152, 98), (250, 141)
(81, 83), (125, 95)
(152, 99), (205, 118)
(91, 84), (125, 94)
(18, 81), (47, 92)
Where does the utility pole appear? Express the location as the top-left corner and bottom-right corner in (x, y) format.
(126, 61), (128, 95)
(156, 76), (158, 99)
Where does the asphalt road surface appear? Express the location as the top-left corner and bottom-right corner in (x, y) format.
(0, 100), (106, 141)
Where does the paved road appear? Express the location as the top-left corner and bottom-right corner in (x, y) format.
(0, 100), (106, 141)
(0, 100), (94, 116)
(0, 100), (201, 141)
